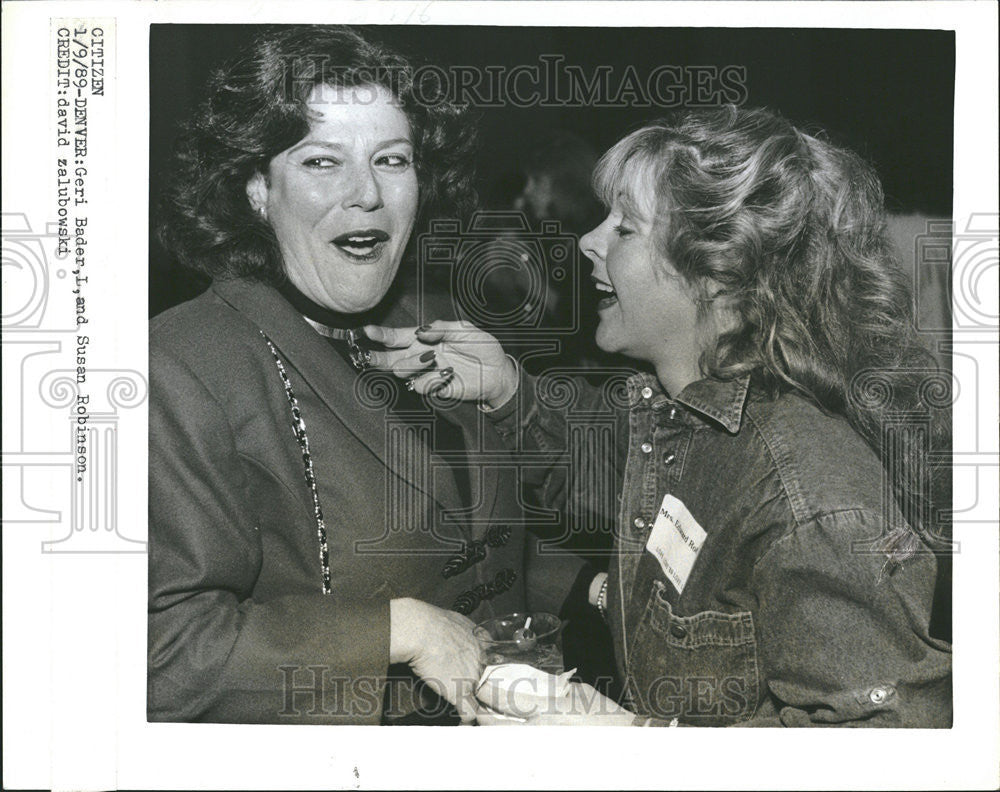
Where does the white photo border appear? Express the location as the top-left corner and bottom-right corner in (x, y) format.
(2, 2), (997, 790)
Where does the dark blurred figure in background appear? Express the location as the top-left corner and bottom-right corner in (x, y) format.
(512, 129), (603, 234)
(478, 130), (631, 376)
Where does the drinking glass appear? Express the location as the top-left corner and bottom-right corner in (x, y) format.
(473, 612), (565, 674)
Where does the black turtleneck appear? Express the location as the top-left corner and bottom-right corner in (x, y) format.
(277, 278), (396, 330)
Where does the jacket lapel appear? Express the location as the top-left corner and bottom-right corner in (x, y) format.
(211, 278), (466, 515)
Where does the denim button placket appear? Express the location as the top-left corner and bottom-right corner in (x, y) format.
(638, 411), (660, 507)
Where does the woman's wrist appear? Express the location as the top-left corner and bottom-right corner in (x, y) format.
(588, 572), (609, 619)
(483, 354), (520, 411)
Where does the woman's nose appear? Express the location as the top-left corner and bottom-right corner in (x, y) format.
(579, 225), (603, 265)
(341, 165), (384, 211)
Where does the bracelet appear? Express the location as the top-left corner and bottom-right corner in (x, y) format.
(477, 354), (519, 413)
(595, 575), (609, 621)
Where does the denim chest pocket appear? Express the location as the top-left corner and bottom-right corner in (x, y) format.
(626, 580), (759, 725)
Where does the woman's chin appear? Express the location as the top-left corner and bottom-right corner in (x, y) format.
(594, 325), (621, 355)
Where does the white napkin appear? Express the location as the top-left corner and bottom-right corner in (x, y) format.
(475, 663), (577, 718)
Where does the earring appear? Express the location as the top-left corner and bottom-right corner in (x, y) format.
(258, 206), (267, 220)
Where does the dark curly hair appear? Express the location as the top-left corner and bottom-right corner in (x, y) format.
(594, 106), (951, 562)
(158, 25), (478, 282)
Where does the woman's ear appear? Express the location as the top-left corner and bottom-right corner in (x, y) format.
(246, 172), (269, 218)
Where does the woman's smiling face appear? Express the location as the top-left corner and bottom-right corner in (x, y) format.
(247, 83), (419, 314)
(579, 179), (705, 394)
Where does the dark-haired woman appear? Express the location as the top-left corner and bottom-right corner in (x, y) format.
(368, 106), (953, 726)
(148, 26), (584, 725)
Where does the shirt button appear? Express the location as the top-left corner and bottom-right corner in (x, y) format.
(640, 442), (653, 454)
(669, 407), (678, 420)
(670, 623), (687, 639)
(662, 452), (676, 466)
(641, 386), (653, 400)
(868, 687), (888, 705)
(633, 516), (646, 529)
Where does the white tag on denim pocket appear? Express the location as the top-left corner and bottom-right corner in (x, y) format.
(646, 494), (707, 595)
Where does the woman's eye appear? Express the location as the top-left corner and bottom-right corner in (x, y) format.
(613, 224), (635, 238)
(375, 153), (412, 169)
(303, 156), (340, 169)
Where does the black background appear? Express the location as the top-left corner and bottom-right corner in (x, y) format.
(149, 25), (955, 316)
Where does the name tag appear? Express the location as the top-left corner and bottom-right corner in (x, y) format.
(646, 494), (707, 595)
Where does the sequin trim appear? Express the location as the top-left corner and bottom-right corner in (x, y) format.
(260, 332), (332, 595)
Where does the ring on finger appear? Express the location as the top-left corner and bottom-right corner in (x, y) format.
(430, 367), (454, 395)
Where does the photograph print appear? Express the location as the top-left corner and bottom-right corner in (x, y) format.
(147, 23), (954, 728)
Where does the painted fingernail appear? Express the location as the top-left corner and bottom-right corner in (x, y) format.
(439, 367), (454, 378)
(419, 350), (435, 363)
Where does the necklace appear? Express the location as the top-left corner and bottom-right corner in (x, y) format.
(301, 317), (373, 372)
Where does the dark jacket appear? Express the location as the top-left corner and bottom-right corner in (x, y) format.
(490, 370), (952, 727)
(148, 279), (583, 724)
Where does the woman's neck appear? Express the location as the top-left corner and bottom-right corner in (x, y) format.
(652, 353), (704, 399)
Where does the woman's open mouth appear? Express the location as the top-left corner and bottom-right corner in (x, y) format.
(594, 279), (618, 311)
(331, 229), (390, 261)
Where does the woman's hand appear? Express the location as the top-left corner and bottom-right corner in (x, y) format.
(364, 321), (518, 410)
(389, 598), (484, 723)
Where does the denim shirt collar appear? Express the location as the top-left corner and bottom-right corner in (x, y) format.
(626, 372), (752, 434)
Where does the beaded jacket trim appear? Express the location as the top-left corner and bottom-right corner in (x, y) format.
(260, 331), (332, 595)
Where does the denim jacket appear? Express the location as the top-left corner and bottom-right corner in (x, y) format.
(490, 370), (951, 727)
